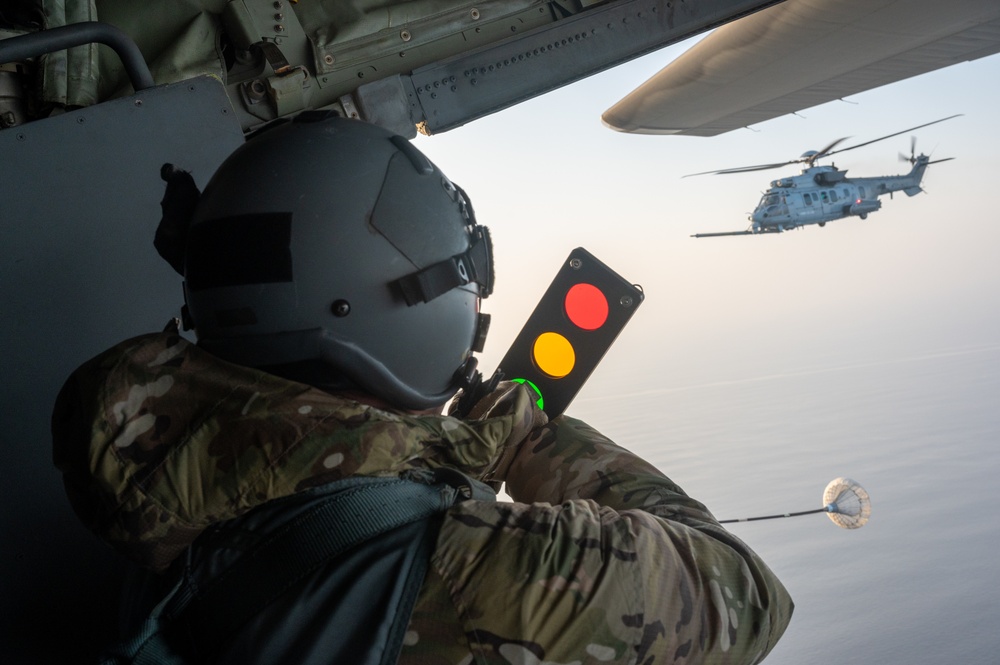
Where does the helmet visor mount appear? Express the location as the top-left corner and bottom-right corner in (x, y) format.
(393, 223), (493, 307)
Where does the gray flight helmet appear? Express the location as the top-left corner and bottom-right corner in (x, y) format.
(183, 113), (493, 409)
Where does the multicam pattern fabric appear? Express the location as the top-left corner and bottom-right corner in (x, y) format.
(52, 330), (541, 571)
(53, 330), (792, 664)
(405, 418), (793, 665)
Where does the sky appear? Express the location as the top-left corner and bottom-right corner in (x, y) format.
(413, 36), (1000, 396)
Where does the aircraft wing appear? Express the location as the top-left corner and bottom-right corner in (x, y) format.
(602, 0), (1000, 136)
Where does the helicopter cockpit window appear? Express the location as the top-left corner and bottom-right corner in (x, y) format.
(821, 191), (829, 203)
(758, 192), (788, 218)
(859, 186), (867, 199)
(804, 193), (813, 205)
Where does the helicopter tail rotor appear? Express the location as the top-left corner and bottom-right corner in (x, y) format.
(899, 136), (918, 165)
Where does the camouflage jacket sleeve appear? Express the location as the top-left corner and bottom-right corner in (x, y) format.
(402, 416), (793, 665)
(50, 331), (543, 572)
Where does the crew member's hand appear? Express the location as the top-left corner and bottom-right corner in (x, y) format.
(451, 381), (547, 486)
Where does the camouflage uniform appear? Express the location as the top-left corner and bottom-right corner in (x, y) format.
(53, 331), (792, 664)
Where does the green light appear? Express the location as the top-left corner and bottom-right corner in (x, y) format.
(512, 377), (544, 410)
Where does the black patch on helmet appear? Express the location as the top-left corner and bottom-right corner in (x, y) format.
(214, 307), (259, 328)
(186, 213), (293, 290)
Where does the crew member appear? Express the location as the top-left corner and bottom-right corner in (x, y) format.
(53, 114), (793, 664)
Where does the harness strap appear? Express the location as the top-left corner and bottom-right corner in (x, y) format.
(107, 470), (487, 664)
(181, 475), (460, 645)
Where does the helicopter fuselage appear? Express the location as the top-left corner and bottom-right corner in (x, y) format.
(749, 157), (929, 233)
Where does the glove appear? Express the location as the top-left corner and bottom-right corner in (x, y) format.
(452, 381), (548, 486)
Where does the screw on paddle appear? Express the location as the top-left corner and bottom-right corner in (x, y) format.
(719, 477), (871, 529)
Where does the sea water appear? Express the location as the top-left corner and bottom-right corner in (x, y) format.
(564, 343), (1000, 664)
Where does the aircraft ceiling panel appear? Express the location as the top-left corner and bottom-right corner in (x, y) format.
(601, 0), (1000, 136)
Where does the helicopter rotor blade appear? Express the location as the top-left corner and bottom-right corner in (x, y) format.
(684, 115), (960, 178)
(684, 160), (799, 177)
(689, 140), (846, 176)
(807, 136), (850, 165)
(823, 114), (962, 160)
(927, 157), (955, 165)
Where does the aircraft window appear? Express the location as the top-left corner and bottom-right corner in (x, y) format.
(820, 191), (829, 203)
(859, 186), (866, 198)
(830, 190), (838, 202)
(843, 188), (849, 198)
(804, 193), (813, 205)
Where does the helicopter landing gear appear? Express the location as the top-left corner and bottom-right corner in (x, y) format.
(859, 213), (868, 220)
(818, 222), (826, 227)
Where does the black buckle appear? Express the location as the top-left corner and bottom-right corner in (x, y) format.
(393, 225), (493, 306)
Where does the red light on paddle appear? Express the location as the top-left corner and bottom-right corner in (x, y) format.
(564, 283), (608, 330)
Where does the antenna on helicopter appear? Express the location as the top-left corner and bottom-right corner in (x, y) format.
(719, 477), (872, 529)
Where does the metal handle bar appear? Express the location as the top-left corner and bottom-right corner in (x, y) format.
(0, 21), (153, 92)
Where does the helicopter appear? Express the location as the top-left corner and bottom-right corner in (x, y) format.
(689, 115), (960, 237)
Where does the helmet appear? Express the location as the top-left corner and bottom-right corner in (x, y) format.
(182, 113), (493, 410)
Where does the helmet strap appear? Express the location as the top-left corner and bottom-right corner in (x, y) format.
(392, 225), (493, 306)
